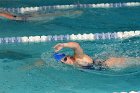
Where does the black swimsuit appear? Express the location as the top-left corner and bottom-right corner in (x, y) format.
(81, 59), (107, 70)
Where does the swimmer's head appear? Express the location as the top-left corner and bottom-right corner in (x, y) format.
(61, 55), (75, 64)
(53, 53), (74, 64)
(53, 53), (66, 62)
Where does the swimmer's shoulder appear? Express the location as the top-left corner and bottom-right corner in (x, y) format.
(74, 54), (93, 65)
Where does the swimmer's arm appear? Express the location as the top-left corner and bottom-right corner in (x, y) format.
(0, 13), (15, 19)
(0, 13), (22, 20)
(54, 42), (84, 58)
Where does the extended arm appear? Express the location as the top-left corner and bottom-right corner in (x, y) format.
(54, 42), (84, 58)
(0, 12), (22, 20)
(0, 12), (16, 19)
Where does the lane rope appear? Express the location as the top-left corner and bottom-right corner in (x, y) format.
(0, 2), (140, 14)
(0, 30), (140, 44)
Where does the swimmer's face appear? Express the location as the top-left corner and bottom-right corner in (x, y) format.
(61, 56), (74, 64)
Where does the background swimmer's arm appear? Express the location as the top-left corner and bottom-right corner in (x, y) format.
(0, 13), (15, 19)
(54, 42), (84, 58)
(0, 12), (23, 20)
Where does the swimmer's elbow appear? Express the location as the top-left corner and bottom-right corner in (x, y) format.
(63, 42), (81, 50)
(68, 42), (80, 49)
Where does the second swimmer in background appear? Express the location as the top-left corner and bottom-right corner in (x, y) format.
(0, 10), (83, 21)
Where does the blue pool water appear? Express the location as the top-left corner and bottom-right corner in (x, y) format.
(0, 1), (140, 93)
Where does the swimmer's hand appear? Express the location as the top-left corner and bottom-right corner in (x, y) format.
(54, 43), (64, 52)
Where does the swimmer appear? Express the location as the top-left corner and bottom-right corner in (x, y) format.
(0, 10), (83, 21)
(19, 42), (140, 71)
(53, 42), (140, 70)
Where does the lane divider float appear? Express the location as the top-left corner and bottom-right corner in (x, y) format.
(0, 2), (140, 14)
(0, 30), (140, 44)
